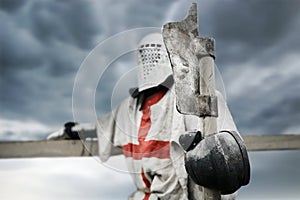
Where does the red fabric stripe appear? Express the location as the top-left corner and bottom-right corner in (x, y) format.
(122, 87), (170, 160)
(138, 108), (151, 140)
(122, 140), (170, 159)
(143, 193), (150, 200)
(141, 168), (151, 188)
(141, 87), (168, 109)
(141, 169), (151, 200)
(122, 88), (169, 198)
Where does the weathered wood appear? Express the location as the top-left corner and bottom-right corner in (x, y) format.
(0, 140), (122, 158)
(243, 134), (300, 151)
(0, 135), (299, 158)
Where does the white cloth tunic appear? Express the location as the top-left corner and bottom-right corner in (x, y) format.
(97, 87), (238, 200)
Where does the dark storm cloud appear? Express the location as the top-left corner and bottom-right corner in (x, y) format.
(0, 66), (72, 123)
(203, 0), (300, 66)
(0, 0), (176, 139)
(0, 13), (43, 70)
(252, 76), (300, 134)
(0, 0), (102, 129)
(0, 0), (101, 72)
(90, 0), (174, 36)
(1, 0), (299, 137)
(0, 1), (299, 199)
(125, 0), (173, 26)
(255, 98), (300, 134)
(211, 1), (299, 43)
(28, 0), (99, 49)
(194, 0), (300, 136)
(230, 75), (300, 135)
(0, 0), (26, 12)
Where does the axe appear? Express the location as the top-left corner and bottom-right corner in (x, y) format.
(163, 3), (220, 199)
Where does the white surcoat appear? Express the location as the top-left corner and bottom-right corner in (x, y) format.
(97, 87), (238, 200)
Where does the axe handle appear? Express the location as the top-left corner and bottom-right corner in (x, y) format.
(199, 56), (218, 137)
(199, 55), (221, 199)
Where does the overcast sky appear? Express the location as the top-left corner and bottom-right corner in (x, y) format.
(0, 0), (300, 199)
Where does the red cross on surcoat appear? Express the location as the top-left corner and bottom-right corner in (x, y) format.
(122, 88), (170, 200)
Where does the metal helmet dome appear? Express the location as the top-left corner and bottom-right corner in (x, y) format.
(136, 33), (173, 92)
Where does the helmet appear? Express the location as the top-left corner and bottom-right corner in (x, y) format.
(185, 131), (250, 194)
(136, 33), (173, 92)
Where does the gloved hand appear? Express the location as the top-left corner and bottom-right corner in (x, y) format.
(179, 130), (202, 152)
(47, 122), (80, 140)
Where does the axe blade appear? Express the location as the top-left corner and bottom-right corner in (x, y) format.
(162, 3), (217, 117)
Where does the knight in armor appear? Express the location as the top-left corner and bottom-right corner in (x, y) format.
(97, 33), (249, 199)
(49, 33), (249, 199)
